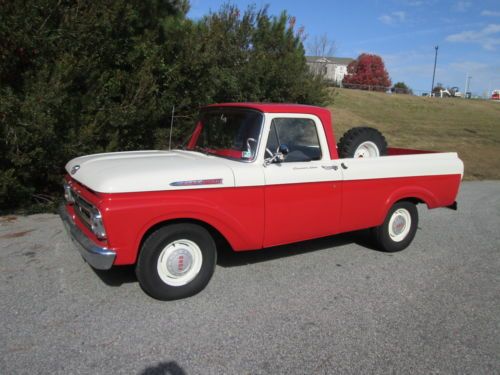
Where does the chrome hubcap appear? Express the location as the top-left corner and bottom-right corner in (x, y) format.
(166, 248), (194, 277)
(157, 239), (203, 286)
(388, 208), (412, 242)
(392, 215), (406, 235)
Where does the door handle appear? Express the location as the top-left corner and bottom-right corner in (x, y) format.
(341, 162), (348, 169)
(321, 165), (338, 171)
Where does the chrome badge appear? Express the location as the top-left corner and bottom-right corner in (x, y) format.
(70, 165), (80, 175)
(170, 178), (223, 187)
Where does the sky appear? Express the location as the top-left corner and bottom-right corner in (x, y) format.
(188, 0), (500, 97)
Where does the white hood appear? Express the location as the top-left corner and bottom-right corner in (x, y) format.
(65, 150), (235, 193)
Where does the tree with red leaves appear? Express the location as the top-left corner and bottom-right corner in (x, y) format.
(342, 53), (392, 92)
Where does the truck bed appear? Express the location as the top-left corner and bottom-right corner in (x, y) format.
(387, 147), (438, 156)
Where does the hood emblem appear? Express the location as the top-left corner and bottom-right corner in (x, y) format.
(70, 165), (80, 175)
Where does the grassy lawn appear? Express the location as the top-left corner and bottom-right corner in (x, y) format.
(329, 88), (500, 180)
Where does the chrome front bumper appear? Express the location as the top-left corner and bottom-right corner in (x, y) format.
(59, 204), (116, 270)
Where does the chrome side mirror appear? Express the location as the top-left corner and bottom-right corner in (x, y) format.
(264, 144), (289, 166)
(278, 144), (289, 156)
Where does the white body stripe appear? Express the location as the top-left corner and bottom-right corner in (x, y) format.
(66, 114), (463, 193)
(340, 152), (464, 181)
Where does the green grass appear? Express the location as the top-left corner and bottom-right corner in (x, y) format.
(329, 88), (500, 180)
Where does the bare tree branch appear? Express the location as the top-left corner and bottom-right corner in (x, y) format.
(308, 33), (336, 57)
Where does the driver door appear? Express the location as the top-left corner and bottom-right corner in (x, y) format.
(263, 115), (342, 247)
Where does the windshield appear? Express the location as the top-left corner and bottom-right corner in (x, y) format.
(187, 108), (264, 161)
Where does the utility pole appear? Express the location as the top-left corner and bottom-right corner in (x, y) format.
(464, 73), (468, 99)
(466, 76), (472, 98)
(431, 45), (438, 95)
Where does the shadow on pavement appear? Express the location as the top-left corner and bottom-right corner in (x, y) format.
(217, 229), (379, 267)
(140, 361), (186, 375)
(91, 229), (380, 285)
(92, 265), (137, 286)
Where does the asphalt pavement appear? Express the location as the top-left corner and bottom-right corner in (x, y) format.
(1, 181), (499, 374)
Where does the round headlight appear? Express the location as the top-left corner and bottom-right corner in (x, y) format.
(90, 209), (107, 240)
(63, 182), (74, 204)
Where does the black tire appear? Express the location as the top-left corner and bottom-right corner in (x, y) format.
(372, 201), (418, 252)
(136, 223), (217, 300)
(337, 127), (388, 158)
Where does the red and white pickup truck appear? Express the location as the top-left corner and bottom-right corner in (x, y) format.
(60, 103), (463, 300)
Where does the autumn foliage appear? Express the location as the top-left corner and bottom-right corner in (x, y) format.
(342, 53), (391, 91)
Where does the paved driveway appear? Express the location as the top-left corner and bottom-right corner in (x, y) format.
(1, 181), (499, 374)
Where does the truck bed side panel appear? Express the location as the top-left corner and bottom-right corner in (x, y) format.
(340, 174), (461, 233)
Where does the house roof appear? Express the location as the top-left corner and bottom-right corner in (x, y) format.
(306, 56), (354, 65)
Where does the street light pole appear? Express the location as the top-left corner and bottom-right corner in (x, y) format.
(464, 73), (468, 99)
(431, 45), (438, 95)
(466, 76), (472, 98)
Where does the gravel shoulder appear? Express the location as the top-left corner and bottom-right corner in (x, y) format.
(1, 181), (499, 374)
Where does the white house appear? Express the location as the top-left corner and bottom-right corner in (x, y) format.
(306, 56), (354, 86)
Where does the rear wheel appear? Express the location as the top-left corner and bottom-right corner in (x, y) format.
(372, 201), (418, 252)
(136, 223), (217, 300)
(337, 127), (387, 158)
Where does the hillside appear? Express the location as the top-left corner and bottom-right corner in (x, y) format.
(329, 88), (500, 180)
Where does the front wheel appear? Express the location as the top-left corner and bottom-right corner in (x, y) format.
(136, 223), (217, 300)
(372, 201), (418, 252)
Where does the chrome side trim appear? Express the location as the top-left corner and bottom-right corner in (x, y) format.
(170, 178), (223, 187)
(59, 204), (116, 270)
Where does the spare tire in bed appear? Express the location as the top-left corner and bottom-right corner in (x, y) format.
(337, 127), (388, 158)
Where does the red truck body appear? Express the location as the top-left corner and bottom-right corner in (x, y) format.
(60, 103), (463, 299)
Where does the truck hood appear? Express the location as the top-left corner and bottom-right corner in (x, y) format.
(65, 150), (235, 193)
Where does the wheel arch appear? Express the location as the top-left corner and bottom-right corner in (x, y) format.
(386, 186), (438, 210)
(379, 187), (438, 227)
(396, 197), (425, 205)
(136, 217), (234, 263)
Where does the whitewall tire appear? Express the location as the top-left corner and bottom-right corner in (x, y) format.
(373, 201), (418, 252)
(136, 223), (217, 300)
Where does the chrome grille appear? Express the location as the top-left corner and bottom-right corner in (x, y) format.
(73, 191), (94, 231)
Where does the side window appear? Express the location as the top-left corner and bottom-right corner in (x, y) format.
(266, 118), (322, 162)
